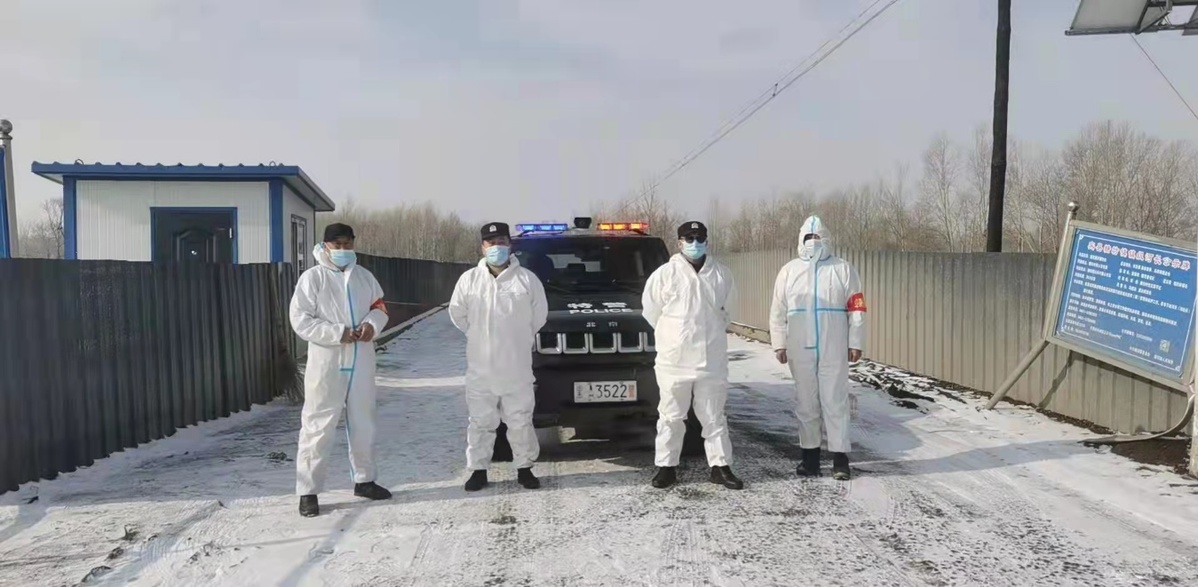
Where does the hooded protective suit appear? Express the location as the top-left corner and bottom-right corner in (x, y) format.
(290, 244), (389, 496)
(642, 253), (738, 467)
(449, 256), (549, 470)
(768, 216), (866, 454)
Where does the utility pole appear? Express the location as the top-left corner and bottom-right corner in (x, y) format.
(986, 0), (1012, 253)
(0, 119), (17, 259)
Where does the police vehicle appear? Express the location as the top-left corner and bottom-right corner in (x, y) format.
(492, 217), (704, 456)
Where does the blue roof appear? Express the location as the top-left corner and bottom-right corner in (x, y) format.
(30, 162), (336, 212)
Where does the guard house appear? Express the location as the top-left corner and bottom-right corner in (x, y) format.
(30, 162), (334, 268)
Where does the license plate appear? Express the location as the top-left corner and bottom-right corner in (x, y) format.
(573, 381), (637, 403)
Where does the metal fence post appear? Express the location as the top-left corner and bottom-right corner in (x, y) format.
(0, 119), (18, 258)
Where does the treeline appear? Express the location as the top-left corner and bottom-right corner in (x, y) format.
(702, 120), (1198, 254)
(556, 120), (1198, 256)
(17, 120), (1195, 261)
(316, 200), (480, 263)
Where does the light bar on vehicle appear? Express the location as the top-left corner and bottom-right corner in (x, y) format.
(597, 222), (649, 231)
(515, 223), (570, 233)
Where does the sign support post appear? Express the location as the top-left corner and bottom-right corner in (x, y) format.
(1191, 382), (1198, 477)
(984, 340), (1050, 410)
(985, 201), (1081, 409)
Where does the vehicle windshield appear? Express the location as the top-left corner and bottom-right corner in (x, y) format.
(514, 236), (670, 293)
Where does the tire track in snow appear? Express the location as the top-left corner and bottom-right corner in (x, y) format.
(100, 500), (226, 584)
(9, 317), (1198, 585)
(715, 384), (926, 585)
(726, 367), (1198, 586)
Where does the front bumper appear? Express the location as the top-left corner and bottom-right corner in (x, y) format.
(532, 360), (660, 427)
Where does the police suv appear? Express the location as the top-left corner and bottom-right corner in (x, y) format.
(490, 216), (705, 459)
(509, 217), (667, 430)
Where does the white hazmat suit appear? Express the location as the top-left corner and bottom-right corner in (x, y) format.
(642, 253), (738, 467)
(449, 257), (548, 471)
(768, 216), (866, 454)
(290, 244), (389, 496)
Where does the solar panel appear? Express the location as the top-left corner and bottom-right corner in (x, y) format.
(1067, 0), (1198, 35)
(1184, 6), (1198, 35)
(1068, 0), (1166, 35)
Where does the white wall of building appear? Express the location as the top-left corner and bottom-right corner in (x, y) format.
(76, 180), (270, 262)
(282, 185), (317, 270)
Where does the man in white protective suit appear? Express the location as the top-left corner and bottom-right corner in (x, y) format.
(290, 223), (393, 517)
(642, 221), (743, 490)
(449, 222), (548, 492)
(768, 215), (867, 481)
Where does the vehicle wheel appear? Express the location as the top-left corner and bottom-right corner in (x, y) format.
(492, 422), (514, 462)
(681, 408), (705, 457)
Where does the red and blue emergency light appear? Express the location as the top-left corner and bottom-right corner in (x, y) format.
(515, 223), (570, 233)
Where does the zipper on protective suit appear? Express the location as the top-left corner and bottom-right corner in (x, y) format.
(340, 267), (360, 480)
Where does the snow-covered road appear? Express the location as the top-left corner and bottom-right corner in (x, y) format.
(4, 310), (1198, 586)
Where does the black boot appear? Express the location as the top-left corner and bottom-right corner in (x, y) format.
(651, 466), (677, 489)
(831, 452), (851, 481)
(797, 448), (821, 477)
(710, 466), (744, 490)
(464, 470), (488, 492)
(299, 495), (319, 517)
(354, 482), (393, 500)
(517, 468), (540, 489)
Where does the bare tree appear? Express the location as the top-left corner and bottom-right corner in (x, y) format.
(19, 198), (65, 259)
(609, 182), (684, 245)
(318, 197), (478, 262)
(917, 133), (966, 251)
(877, 164), (916, 250)
(964, 124), (992, 250)
(1057, 121), (1197, 243)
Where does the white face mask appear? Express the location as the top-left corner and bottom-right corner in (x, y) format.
(799, 238), (825, 259)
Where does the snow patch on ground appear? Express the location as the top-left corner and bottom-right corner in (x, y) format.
(3, 313), (1198, 586)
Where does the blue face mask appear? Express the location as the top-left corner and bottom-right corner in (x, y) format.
(681, 241), (707, 260)
(485, 244), (511, 266)
(329, 248), (356, 267)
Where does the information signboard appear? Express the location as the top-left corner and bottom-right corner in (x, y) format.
(1046, 221), (1196, 390)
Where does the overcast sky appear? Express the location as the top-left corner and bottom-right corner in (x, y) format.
(3, 0), (1196, 227)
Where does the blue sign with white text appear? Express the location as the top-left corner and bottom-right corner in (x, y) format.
(1053, 228), (1196, 382)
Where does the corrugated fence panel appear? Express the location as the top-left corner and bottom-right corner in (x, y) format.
(2, 253), (469, 492)
(0, 260), (296, 492)
(356, 253), (471, 308)
(724, 248), (1187, 434)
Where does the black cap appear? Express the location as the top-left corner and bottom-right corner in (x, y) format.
(677, 221), (708, 239)
(323, 222), (355, 242)
(480, 222), (511, 240)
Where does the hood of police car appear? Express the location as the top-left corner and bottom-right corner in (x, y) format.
(544, 289), (648, 332)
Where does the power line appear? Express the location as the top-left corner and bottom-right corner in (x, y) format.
(666, 0), (888, 173)
(633, 0), (904, 201)
(1131, 35), (1198, 124)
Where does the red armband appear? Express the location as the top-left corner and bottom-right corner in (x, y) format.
(847, 293), (867, 312)
(371, 299), (388, 314)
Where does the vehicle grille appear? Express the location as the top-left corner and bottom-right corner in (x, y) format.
(535, 332), (656, 354)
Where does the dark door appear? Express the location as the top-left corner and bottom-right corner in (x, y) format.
(151, 209), (236, 263)
(290, 214), (309, 270)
